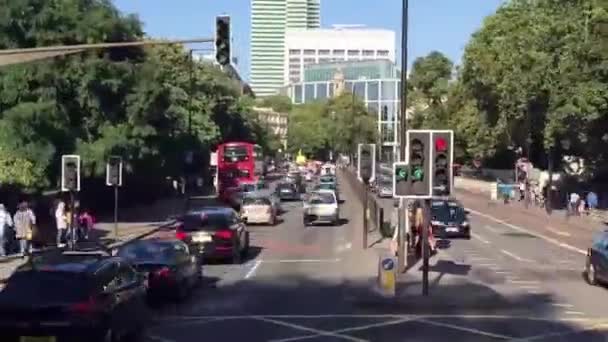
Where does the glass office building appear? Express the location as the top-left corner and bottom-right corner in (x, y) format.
(286, 60), (401, 162)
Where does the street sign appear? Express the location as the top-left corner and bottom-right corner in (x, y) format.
(357, 143), (376, 184)
(377, 254), (396, 297)
(106, 156), (123, 187)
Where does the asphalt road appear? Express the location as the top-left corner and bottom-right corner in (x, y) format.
(145, 174), (608, 342)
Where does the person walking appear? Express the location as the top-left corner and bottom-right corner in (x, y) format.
(55, 201), (67, 247)
(0, 204), (13, 257)
(587, 191), (598, 213)
(13, 201), (35, 257)
(77, 207), (95, 241)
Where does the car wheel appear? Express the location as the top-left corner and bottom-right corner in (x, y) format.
(586, 259), (598, 285)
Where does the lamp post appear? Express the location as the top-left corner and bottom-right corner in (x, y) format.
(545, 137), (570, 214)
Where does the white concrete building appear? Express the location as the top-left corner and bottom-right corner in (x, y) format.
(284, 26), (396, 84)
(250, 0), (321, 97)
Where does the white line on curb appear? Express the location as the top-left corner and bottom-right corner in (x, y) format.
(245, 260), (262, 279)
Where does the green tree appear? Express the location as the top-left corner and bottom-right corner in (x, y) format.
(259, 95), (292, 113)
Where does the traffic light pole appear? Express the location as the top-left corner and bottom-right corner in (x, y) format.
(69, 191), (76, 251)
(397, 0), (410, 274)
(422, 199), (430, 296)
(114, 185), (119, 239)
(363, 181), (369, 249)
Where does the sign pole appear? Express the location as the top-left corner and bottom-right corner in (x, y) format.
(70, 191), (76, 250)
(363, 184), (369, 249)
(114, 185), (119, 239)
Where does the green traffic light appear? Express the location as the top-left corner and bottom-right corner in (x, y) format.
(396, 167), (408, 181)
(412, 167), (424, 181)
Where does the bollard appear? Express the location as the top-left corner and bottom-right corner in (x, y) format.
(378, 207), (384, 236)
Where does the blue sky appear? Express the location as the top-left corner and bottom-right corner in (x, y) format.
(113, 0), (504, 80)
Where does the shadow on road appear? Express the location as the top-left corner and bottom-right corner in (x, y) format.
(204, 246), (264, 265)
(147, 272), (608, 341)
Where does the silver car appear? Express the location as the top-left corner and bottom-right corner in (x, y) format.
(378, 183), (393, 198)
(241, 196), (277, 225)
(303, 190), (339, 226)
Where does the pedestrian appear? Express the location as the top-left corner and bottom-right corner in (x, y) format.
(55, 200), (67, 247)
(13, 201), (35, 257)
(77, 207), (95, 241)
(0, 204), (13, 257)
(569, 192), (580, 216)
(389, 199), (400, 256)
(587, 191), (598, 213)
(519, 181), (526, 201)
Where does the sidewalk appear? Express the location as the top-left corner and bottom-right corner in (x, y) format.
(0, 196), (185, 283)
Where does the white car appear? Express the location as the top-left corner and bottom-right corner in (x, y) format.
(241, 196), (277, 225)
(303, 190), (339, 226)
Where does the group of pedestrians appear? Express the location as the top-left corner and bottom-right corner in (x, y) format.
(568, 191), (599, 216)
(0, 201), (37, 257)
(0, 199), (96, 257)
(389, 200), (437, 258)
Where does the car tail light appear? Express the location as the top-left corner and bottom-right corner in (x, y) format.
(155, 266), (172, 278)
(175, 225), (187, 240)
(266, 207), (272, 214)
(69, 296), (100, 315)
(214, 229), (233, 240)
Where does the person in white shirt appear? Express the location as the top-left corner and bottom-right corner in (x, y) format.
(55, 201), (67, 247)
(0, 204), (13, 256)
(569, 192), (580, 216)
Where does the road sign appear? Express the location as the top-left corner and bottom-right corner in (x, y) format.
(377, 254), (396, 297)
(357, 143), (376, 184)
(106, 156), (123, 187)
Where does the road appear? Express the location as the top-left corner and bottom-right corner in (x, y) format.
(146, 172), (608, 342)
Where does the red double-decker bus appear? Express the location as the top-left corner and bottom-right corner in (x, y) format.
(216, 141), (256, 201)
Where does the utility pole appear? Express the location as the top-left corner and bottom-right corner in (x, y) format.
(397, 0), (410, 274)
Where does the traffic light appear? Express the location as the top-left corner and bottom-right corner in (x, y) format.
(432, 131), (454, 196)
(358, 143), (376, 184)
(106, 156), (123, 187)
(215, 15), (231, 66)
(393, 162), (410, 197)
(61, 155), (80, 192)
(406, 131), (432, 197)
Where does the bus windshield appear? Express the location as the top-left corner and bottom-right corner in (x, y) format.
(224, 145), (249, 162)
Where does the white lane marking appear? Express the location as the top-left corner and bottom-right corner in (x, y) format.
(471, 233), (491, 244)
(482, 225), (501, 233)
(255, 317), (367, 342)
(508, 280), (540, 285)
(470, 257), (492, 261)
(270, 317), (415, 342)
(564, 311), (586, 315)
(467, 208), (586, 255)
(546, 225), (571, 237)
(552, 303), (575, 308)
(511, 326), (601, 341)
(500, 249), (533, 263)
(244, 260), (262, 279)
(417, 319), (514, 339)
(147, 335), (176, 342)
(261, 258), (341, 263)
(519, 285), (541, 290)
(494, 271), (510, 274)
(336, 242), (352, 253)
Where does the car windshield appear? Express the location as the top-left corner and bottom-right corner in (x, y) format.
(278, 184), (295, 191)
(318, 183), (335, 190)
(309, 192), (335, 205)
(243, 197), (271, 206)
(181, 212), (231, 231)
(320, 177), (335, 183)
(431, 201), (466, 222)
(117, 241), (177, 263)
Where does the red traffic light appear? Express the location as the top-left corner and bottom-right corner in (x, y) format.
(435, 137), (447, 152)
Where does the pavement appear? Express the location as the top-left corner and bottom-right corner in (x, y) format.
(0, 196), (185, 282)
(142, 171), (608, 341)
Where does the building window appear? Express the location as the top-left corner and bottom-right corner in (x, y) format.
(318, 49), (330, 55)
(354, 82), (366, 99)
(304, 49), (316, 55)
(294, 85), (303, 104)
(303, 58), (316, 65)
(345, 81), (353, 93)
(304, 84), (315, 102)
(347, 50), (360, 56)
(367, 81), (379, 101)
(377, 50), (389, 57)
(289, 58), (300, 63)
(367, 102), (379, 116)
(332, 49), (345, 55)
(332, 57), (345, 62)
(318, 58), (331, 64)
(329, 83), (334, 97)
(381, 81), (396, 101)
(316, 83), (328, 99)
(381, 101), (397, 121)
(381, 123), (395, 143)
(289, 49), (301, 55)
(362, 50), (374, 56)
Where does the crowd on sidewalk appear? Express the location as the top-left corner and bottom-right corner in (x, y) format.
(0, 199), (96, 257)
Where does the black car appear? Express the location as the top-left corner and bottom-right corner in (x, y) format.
(430, 199), (471, 238)
(0, 250), (149, 342)
(117, 238), (202, 300)
(175, 207), (250, 264)
(275, 182), (300, 201)
(585, 230), (608, 286)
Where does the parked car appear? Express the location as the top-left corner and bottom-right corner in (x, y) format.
(303, 190), (340, 226)
(117, 238), (202, 300)
(240, 196), (277, 225)
(0, 249), (149, 342)
(175, 207), (250, 264)
(585, 230), (608, 286)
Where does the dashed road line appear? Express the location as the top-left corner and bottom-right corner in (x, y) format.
(508, 280), (540, 285)
(471, 233), (491, 244)
(500, 249), (533, 263)
(564, 311), (586, 316)
(546, 225), (571, 237)
(494, 271), (510, 274)
(261, 258), (341, 263)
(482, 224), (502, 233)
(467, 208), (586, 255)
(551, 303), (575, 308)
